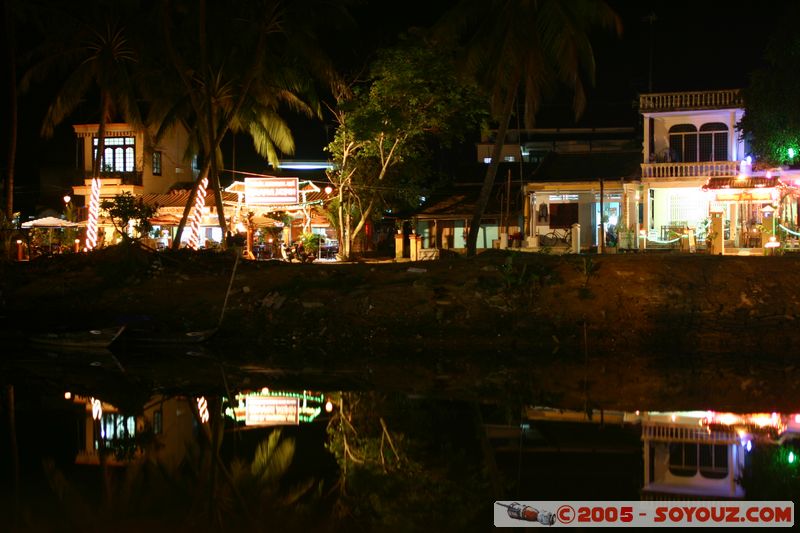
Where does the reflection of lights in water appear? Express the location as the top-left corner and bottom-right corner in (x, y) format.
(91, 397), (102, 420)
(197, 396), (209, 423)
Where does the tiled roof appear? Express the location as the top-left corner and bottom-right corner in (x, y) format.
(703, 176), (784, 190)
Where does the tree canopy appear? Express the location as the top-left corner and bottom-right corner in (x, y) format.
(739, 3), (800, 168)
(325, 36), (487, 259)
(434, 0), (621, 255)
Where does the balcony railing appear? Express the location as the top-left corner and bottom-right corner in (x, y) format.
(78, 170), (143, 186)
(639, 90), (743, 112)
(641, 161), (738, 179)
(642, 422), (738, 445)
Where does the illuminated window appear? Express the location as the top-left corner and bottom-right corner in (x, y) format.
(93, 137), (135, 172)
(152, 151), (162, 176)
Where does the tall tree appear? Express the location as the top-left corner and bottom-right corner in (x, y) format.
(154, 0), (347, 250)
(21, 1), (145, 182)
(739, 3), (800, 167)
(325, 37), (486, 260)
(435, 0), (621, 255)
(3, 0), (17, 222)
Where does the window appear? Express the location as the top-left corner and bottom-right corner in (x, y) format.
(93, 137), (135, 172)
(669, 442), (698, 477)
(668, 124), (697, 162)
(152, 151), (162, 176)
(548, 203), (579, 229)
(699, 123), (728, 162)
(668, 123), (729, 163)
(699, 444), (728, 479)
(669, 443), (729, 479)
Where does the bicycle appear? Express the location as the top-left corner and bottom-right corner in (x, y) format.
(539, 228), (572, 247)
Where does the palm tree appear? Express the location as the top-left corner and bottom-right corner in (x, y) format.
(3, 0), (17, 223)
(435, 0), (621, 256)
(154, 0), (345, 250)
(21, 1), (145, 247)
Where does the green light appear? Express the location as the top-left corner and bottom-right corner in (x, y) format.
(789, 148), (796, 159)
(789, 451), (796, 464)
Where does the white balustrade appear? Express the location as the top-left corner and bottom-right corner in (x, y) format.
(639, 90), (743, 112)
(641, 422), (738, 444)
(640, 161), (739, 179)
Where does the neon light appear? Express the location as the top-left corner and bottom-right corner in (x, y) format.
(197, 396), (209, 424)
(187, 177), (208, 250)
(91, 397), (102, 421)
(779, 224), (800, 237)
(85, 178), (101, 249)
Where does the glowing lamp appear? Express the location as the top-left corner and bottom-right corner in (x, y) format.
(325, 400), (333, 413)
(64, 392), (72, 400)
(63, 195), (71, 204)
(789, 148), (796, 159)
(324, 186), (333, 195)
(789, 451), (796, 464)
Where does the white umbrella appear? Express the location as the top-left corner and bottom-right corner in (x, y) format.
(21, 216), (80, 228)
(22, 217), (81, 251)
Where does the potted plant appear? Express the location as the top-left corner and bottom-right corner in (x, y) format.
(616, 222), (634, 250)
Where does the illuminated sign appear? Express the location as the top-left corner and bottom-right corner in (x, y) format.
(245, 396), (299, 426)
(715, 190), (773, 202)
(229, 389), (325, 425)
(244, 177), (299, 205)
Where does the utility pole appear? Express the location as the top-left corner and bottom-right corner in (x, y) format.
(643, 12), (657, 92)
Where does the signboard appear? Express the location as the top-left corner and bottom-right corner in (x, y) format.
(245, 396), (299, 426)
(715, 190), (773, 202)
(244, 177), (299, 205)
(229, 389), (325, 425)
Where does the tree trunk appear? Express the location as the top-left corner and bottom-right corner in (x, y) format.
(211, 154), (227, 237)
(465, 83), (518, 256)
(6, 385), (20, 523)
(172, 157), (211, 250)
(4, 0), (17, 221)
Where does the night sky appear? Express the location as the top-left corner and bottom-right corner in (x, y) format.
(0, 0), (786, 217)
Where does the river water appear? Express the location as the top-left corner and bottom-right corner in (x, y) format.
(1, 341), (798, 531)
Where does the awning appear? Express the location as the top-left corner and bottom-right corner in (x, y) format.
(21, 216), (81, 228)
(702, 176), (783, 190)
(149, 214), (182, 226)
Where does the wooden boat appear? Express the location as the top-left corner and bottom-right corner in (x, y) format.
(122, 326), (218, 345)
(28, 325), (127, 349)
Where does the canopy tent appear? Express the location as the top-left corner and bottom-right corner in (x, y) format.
(22, 216), (82, 251)
(21, 216), (80, 228)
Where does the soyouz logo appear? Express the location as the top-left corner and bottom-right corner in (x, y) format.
(494, 501), (794, 528)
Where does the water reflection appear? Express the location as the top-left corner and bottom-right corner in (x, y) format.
(2, 345), (800, 531)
